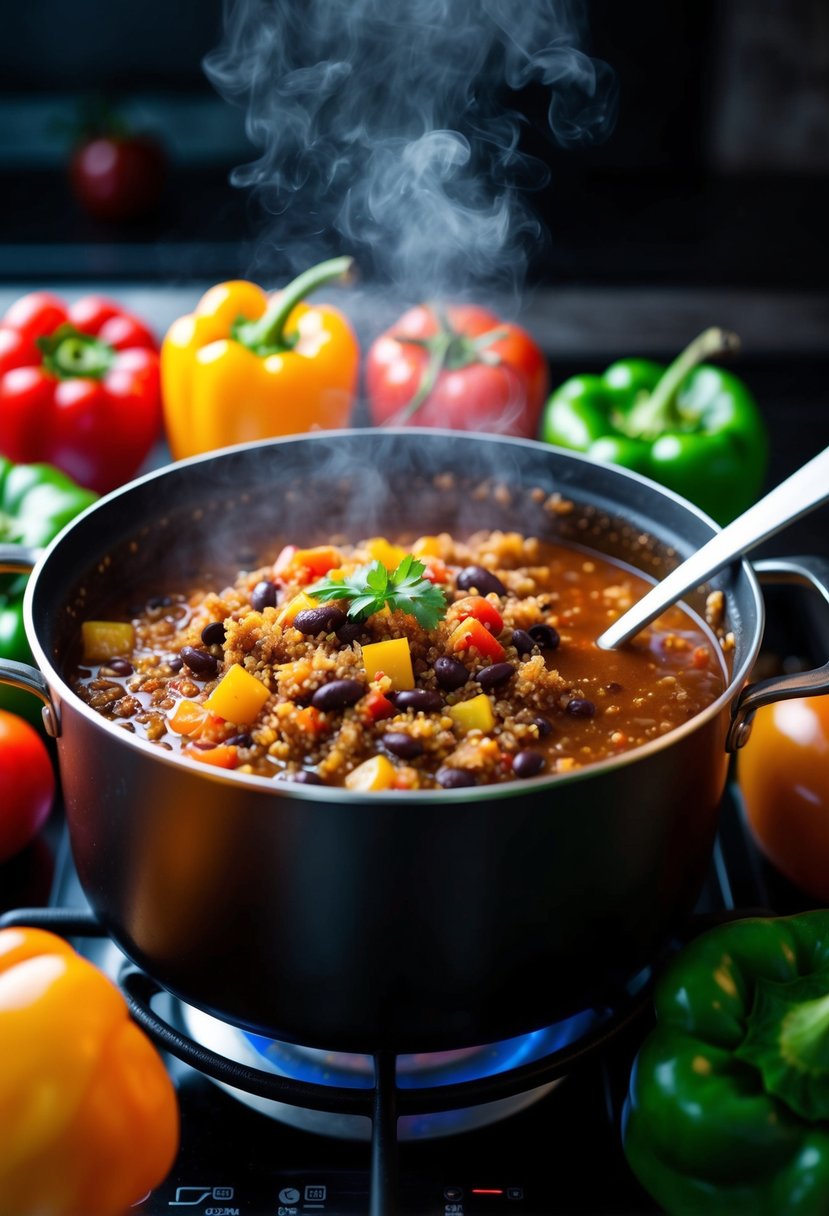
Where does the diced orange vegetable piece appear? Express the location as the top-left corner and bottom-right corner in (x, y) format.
(446, 617), (505, 662)
(448, 694), (495, 735)
(282, 546), (342, 582)
(276, 591), (319, 627)
(204, 663), (270, 724)
(81, 620), (136, 663)
(345, 754), (397, 791)
(365, 537), (408, 569)
(273, 544), (298, 574)
(167, 699), (209, 736)
(422, 557), (449, 584)
(453, 596), (504, 635)
(184, 744), (239, 769)
(361, 637), (415, 691)
(296, 705), (327, 735)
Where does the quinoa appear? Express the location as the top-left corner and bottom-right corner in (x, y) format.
(70, 531), (726, 791)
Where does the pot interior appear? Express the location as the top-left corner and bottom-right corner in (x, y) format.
(28, 430), (757, 689)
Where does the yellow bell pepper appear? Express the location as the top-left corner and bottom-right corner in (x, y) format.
(448, 693), (495, 735)
(345, 754), (397, 791)
(204, 663), (270, 724)
(161, 257), (359, 460)
(80, 620), (136, 663)
(362, 637), (415, 691)
(0, 926), (179, 1216)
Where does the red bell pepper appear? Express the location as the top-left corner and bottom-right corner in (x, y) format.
(0, 292), (162, 494)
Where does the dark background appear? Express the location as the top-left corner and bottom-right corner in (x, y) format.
(0, 0), (827, 524)
(1, 0), (827, 289)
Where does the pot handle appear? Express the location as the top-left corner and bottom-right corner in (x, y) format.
(727, 555), (829, 751)
(0, 543), (59, 736)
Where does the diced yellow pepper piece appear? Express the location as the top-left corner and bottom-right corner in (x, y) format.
(276, 591), (318, 627)
(361, 637), (415, 691)
(345, 754), (397, 791)
(412, 535), (442, 557)
(448, 694), (495, 735)
(204, 663), (270, 724)
(365, 537), (408, 569)
(81, 620), (136, 663)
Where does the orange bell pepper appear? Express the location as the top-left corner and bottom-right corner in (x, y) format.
(0, 926), (179, 1216)
(161, 257), (359, 460)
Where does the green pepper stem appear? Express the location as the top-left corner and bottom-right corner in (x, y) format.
(38, 326), (115, 380)
(625, 327), (740, 437)
(234, 256), (353, 355)
(781, 990), (829, 1074)
(395, 306), (505, 421)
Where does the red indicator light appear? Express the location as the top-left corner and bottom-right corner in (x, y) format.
(471, 1189), (504, 1195)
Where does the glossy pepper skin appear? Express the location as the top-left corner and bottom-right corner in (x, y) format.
(541, 328), (768, 525)
(365, 303), (549, 437)
(0, 291), (162, 495)
(0, 926), (179, 1216)
(0, 456), (96, 723)
(161, 257), (359, 460)
(624, 912), (829, 1215)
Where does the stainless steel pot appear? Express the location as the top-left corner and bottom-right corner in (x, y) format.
(3, 429), (829, 1053)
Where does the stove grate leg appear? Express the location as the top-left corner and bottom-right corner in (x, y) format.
(370, 1051), (399, 1216)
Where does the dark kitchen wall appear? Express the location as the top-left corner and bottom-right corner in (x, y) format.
(0, 0), (826, 287)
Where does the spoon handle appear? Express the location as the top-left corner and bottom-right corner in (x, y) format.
(596, 445), (829, 650)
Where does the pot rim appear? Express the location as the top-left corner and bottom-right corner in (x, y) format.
(22, 428), (765, 803)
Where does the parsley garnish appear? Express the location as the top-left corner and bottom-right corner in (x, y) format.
(310, 554), (447, 630)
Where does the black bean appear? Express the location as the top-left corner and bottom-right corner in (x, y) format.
(605, 682), (623, 695)
(513, 750), (546, 779)
(381, 732), (424, 760)
(250, 580), (278, 612)
(225, 732), (253, 748)
(167, 655), (184, 672)
(286, 769), (325, 785)
(336, 620), (363, 645)
(566, 697), (596, 718)
(533, 714), (554, 738)
(392, 689), (445, 714)
(436, 767), (477, 789)
(103, 658), (133, 676)
(311, 678), (364, 711)
(529, 623), (560, 651)
(511, 628), (535, 655)
(433, 656), (469, 691)
(201, 620), (226, 647)
(476, 661), (515, 691)
(456, 565), (508, 598)
(294, 604), (348, 636)
(180, 646), (219, 679)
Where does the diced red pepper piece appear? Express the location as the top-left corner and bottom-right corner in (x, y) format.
(452, 595), (504, 635)
(447, 616), (506, 662)
(362, 689), (397, 722)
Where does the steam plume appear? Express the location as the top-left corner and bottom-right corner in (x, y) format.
(205, 0), (616, 299)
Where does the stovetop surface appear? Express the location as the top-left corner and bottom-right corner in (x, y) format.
(34, 779), (811, 1216)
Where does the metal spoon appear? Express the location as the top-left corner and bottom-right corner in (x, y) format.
(596, 444), (829, 650)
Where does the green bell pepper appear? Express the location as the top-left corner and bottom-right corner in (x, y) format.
(624, 911), (829, 1215)
(541, 328), (768, 525)
(0, 456), (96, 723)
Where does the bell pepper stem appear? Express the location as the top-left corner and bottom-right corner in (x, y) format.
(626, 327), (741, 437)
(234, 256), (354, 355)
(38, 326), (115, 380)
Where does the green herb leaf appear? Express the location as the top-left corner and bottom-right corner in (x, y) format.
(310, 555), (447, 629)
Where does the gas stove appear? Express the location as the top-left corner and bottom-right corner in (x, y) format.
(2, 777), (809, 1216)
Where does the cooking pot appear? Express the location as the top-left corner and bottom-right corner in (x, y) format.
(3, 429), (829, 1054)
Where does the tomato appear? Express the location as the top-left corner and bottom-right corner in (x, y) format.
(69, 135), (166, 223)
(737, 695), (829, 900)
(0, 710), (56, 862)
(365, 304), (549, 437)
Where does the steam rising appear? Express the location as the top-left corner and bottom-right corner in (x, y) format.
(205, 0), (616, 299)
